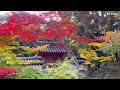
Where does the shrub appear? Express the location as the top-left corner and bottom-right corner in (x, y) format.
(45, 59), (83, 79)
(15, 68), (46, 79)
(14, 58), (83, 79)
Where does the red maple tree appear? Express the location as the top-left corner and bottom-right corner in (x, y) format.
(0, 11), (77, 46)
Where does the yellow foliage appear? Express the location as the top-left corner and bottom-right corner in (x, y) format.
(100, 42), (110, 48)
(99, 56), (113, 62)
(6, 60), (44, 65)
(106, 31), (112, 36)
(104, 31), (120, 44)
(25, 44), (50, 52)
(88, 42), (110, 48)
(79, 49), (99, 60)
(80, 49), (114, 63)
(82, 61), (92, 65)
(88, 42), (103, 47)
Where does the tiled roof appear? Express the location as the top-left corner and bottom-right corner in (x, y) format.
(37, 41), (66, 53)
(40, 46), (66, 53)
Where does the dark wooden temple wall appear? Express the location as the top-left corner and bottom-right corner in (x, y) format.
(38, 53), (65, 63)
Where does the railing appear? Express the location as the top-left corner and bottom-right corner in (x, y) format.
(18, 57), (41, 60)
(66, 45), (88, 72)
(17, 56), (44, 65)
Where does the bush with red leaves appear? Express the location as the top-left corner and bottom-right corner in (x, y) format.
(0, 66), (16, 77)
(75, 37), (98, 43)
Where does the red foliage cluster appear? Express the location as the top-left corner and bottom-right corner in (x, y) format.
(0, 22), (15, 36)
(93, 36), (109, 42)
(0, 66), (16, 77)
(75, 37), (98, 43)
(0, 12), (43, 44)
(57, 11), (66, 18)
(7, 12), (42, 42)
(0, 11), (76, 44)
(8, 12), (39, 25)
(45, 20), (76, 41)
(37, 11), (76, 42)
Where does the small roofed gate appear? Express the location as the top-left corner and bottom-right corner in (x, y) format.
(37, 41), (67, 63)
